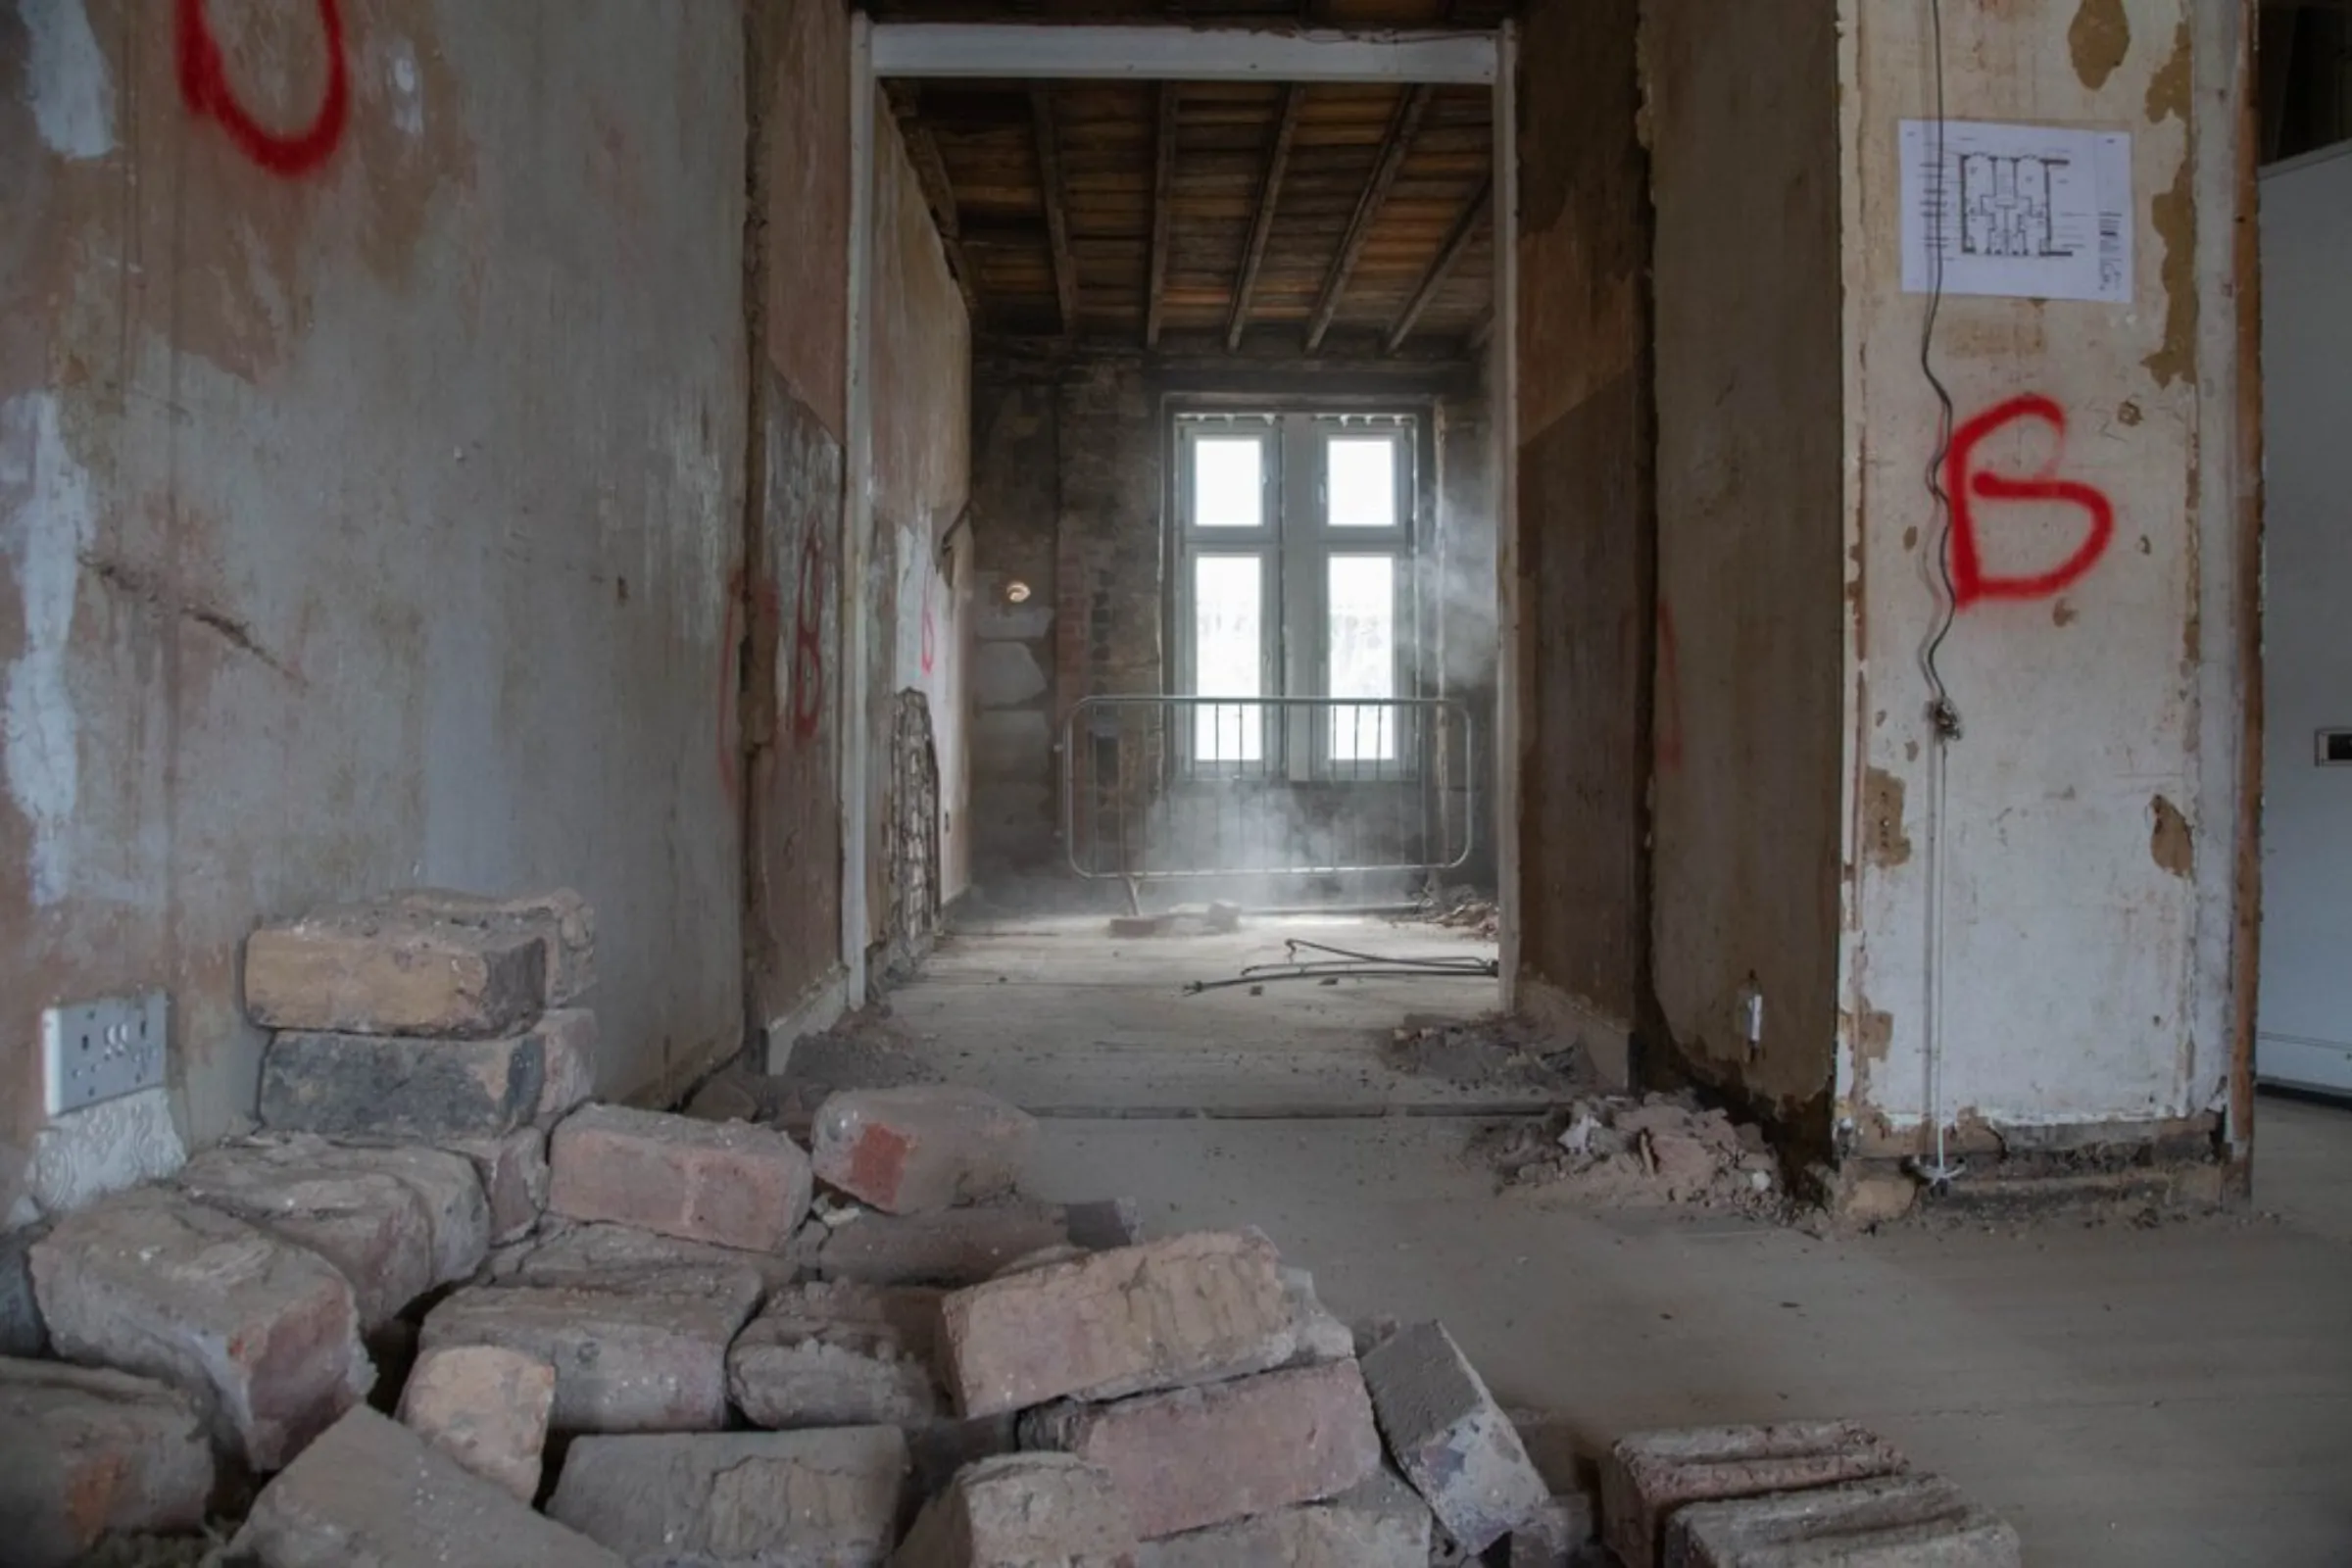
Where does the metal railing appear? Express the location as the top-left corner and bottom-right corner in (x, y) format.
(1060, 695), (1477, 882)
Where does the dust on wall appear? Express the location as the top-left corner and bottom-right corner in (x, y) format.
(1837, 0), (2249, 1150)
(1510, 0), (1655, 1065)
(868, 96), (972, 959)
(0, 0), (750, 1191)
(1643, 0), (1846, 1135)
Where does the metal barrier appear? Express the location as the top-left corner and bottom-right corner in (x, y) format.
(1060, 695), (1477, 882)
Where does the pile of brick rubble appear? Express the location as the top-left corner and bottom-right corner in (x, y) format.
(0, 891), (2022, 1566)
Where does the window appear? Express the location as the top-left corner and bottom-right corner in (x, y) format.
(1174, 411), (1417, 773)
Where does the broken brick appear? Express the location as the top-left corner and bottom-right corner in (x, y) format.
(437, 1127), (550, 1246)
(1663, 1473), (2020, 1568)
(547, 1103), (811, 1252)
(809, 1085), (1036, 1214)
(1359, 1321), (1548, 1554)
(895, 1452), (1139, 1568)
(1138, 1467), (1432, 1568)
(389, 886), (596, 1004)
(418, 1267), (762, 1434)
(547, 1428), (907, 1566)
(29, 1187), (371, 1469)
(258, 1028), (548, 1140)
(492, 1217), (802, 1294)
(1022, 1359), (1382, 1540)
(232, 1406), (621, 1566)
(728, 1314), (940, 1429)
(244, 907), (547, 1037)
(940, 1230), (1298, 1418)
(398, 1344), (556, 1502)
(0, 1357), (213, 1568)
(532, 1007), (600, 1124)
(176, 1136), (489, 1328)
(1601, 1422), (1909, 1568)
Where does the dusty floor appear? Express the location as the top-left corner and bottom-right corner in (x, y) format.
(891, 914), (2352, 1567)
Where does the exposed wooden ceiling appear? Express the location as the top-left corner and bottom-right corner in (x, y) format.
(878, 0), (1498, 360)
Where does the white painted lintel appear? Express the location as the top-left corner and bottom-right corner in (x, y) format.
(870, 23), (1495, 84)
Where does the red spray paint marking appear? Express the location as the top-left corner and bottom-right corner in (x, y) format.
(790, 531), (826, 742)
(1946, 394), (2115, 609)
(919, 574), (936, 679)
(177, 0), (350, 177)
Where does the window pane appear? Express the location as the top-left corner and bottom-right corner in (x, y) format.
(1326, 437), (1397, 529)
(1193, 555), (1263, 762)
(1192, 438), (1263, 529)
(1328, 555), (1396, 761)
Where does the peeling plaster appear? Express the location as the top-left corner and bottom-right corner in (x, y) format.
(1863, 767), (1911, 868)
(20, 0), (114, 160)
(2067, 0), (2131, 92)
(0, 393), (90, 907)
(2151, 794), (2193, 878)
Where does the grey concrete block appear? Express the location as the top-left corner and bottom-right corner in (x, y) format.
(0, 1357), (212, 1568)
(259, 1029), (547, 1140)
(1359, 1320), (1549, 1555)
(233, 1406), (621, 1566)
(1602, 1422), (1910, 1568)
(550, 1428), (907, 1567)
(1663, 1473), (2021, 1568)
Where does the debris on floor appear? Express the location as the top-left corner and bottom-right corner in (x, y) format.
(1187, 937), (1501, 995)
(1473, 1092), (1788, 1212)
(1, 889), (2021, 1566)
(1384, 1014), (1595, 1097)
(1106, 901), (1247, 939)
(1412, 882), (1501, 940)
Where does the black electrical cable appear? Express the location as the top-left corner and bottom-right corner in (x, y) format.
(1917, 0), (1962, 739)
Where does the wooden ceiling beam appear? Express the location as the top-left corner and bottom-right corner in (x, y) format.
(887, 83), (982, 322)
(1305, 84), (1434, 353)
(1226, 84), (1303, 352)
(1384, 174), (1491, 354)
(1030, 89), (1080, 339)
(1146, 84), (1180, 347)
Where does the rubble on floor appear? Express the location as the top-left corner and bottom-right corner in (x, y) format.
(2, 889), (2021, 1566)
(1385, 1014), (1594, 1097)
(1413, 883), (1501, 940)
(1473, 1093), (1788, 1214)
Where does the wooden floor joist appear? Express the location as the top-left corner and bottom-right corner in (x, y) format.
(1146, 84), (1180, 348)
(1385, 176), (1491, 354)
(1305, 83), (1434, 353)
(888, 84), (981, 322)
(1030, 89), (1081, 339)
(1226, 84), (1304, 352)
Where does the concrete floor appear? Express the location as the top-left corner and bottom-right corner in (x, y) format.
(894, 915), (2352, 1567)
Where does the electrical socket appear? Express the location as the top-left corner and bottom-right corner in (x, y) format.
(41, 992), (169, 1116)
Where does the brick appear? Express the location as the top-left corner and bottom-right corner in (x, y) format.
(418, 1268), (762, 1434)
(729, 1315), (940, 1429)
(1359, 1321), (1549, 1555)
(1663, 1474), (2021, 1568)
(1507, 1494), (1597, 1567)
(812, 1086), (1037, 1215)
(0, 1357), (212, 1568)
(177, 1137), (489, 1327)
(389, 886), (596, 1004)
(259, 1029), (547, 1141)
(548, 1103), (811, 1251)
(1601, 1423), (1909, 1568)
(232, 1406), (622, 1566)
(532, 1007), (600, 1124)
(816, 1199), (1079, 1286)
(398, 1345), (555, 1502)
(244, 907), (547, 1037)
(492, 1217), (802, 1295)
(549, 1428), (907, 1567)
(437, 1128), (549, 1245)
(895, 1452), (1138, 1568)
(1022, 1360), (1381, 1540)
(1281, 1267), (1354, 1366)
(1138, 1467), (1432, 1568)
(940, 1230), (1296, 1417)
(0, 1224), (46, 1357)
(764, 1277), (946, 1360)
(28, 1188), (371, 1469)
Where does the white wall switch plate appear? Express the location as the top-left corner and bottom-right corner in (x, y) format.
(41, 992), (169, 1116)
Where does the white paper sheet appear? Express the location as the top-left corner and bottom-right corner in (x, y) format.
(1900, 120), (2133, 304)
